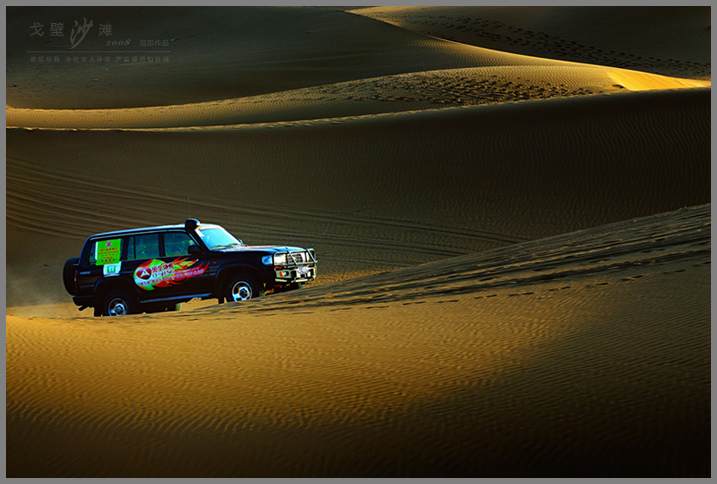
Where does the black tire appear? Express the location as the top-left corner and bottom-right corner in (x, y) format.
(101, 290), (136, 316)
(225, 273), (260, 303)
(63, 257), (79, 295)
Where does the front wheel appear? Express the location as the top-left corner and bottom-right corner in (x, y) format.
(225, 274), (260, 303)
(101, 290), (136, 316)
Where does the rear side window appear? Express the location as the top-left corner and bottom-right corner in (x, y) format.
(89, 238), (122, 266)
(125, 233), (160, 261)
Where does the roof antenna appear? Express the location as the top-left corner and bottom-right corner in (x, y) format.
(187, 196), (191, 218)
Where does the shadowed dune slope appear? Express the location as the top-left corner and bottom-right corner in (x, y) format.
(223, 204), (711, 312)
(7, 6), (708, 113)
(7, 6), (565, 110)
(352, 6), (711, 79)
(6, 88), (710, 306)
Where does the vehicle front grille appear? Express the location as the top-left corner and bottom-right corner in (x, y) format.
(286, 250), (316, 267)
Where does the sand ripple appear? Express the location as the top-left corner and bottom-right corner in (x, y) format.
(6, 6), (710, 477)
(7, 205), (710, 477)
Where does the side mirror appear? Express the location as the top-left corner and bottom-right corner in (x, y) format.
(188, 244), (202, 256)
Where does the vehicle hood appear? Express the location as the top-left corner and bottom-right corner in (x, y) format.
(219, 245), (307, 254)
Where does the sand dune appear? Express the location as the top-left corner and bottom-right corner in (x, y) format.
(6, 65), (708, 130)
(5, 6), (711, 478)
(7, 87), (710, 307)
(7, 205), (710, 477)
(7, 6), (557, 110)
(352, 6), (711, 79)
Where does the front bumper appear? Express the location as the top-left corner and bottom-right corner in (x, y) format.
(274, 264), (317, 284)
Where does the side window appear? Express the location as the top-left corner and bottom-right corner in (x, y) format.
(125, 233), (160, 261)
(88, 243), (97, 265)
(164, 232), (195, 257)
(89, 238), (122, 266)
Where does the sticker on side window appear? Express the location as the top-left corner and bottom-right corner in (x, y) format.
(96, 238), (122, 265)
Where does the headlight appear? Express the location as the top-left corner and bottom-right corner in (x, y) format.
(273, 253), (287, 266)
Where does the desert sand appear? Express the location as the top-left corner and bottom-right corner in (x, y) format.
(5, 6), (711, 477)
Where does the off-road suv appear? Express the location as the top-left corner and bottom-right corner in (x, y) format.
(63, 219), (317, 316)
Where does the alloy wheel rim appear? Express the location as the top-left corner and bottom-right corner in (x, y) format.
(108, 298), (128, 316)
(231, 282), (252, 301)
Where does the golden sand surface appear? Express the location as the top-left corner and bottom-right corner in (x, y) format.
(6, 6), (711, 477)
(6, 206), (711, 477)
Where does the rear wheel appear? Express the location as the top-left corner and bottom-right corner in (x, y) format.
(225, 274), (260, 303)
(101, 290), (136, 316)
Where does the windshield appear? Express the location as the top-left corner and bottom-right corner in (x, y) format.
(196, 226), (245, 250)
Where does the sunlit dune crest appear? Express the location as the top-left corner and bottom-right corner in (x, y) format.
(605, 69), (707, 91)
(6, 62), (709, 130)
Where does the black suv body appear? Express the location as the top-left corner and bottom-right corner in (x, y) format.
(63, 219), (317, 316)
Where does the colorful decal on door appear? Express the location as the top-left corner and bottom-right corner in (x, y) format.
(133, 258), (209, 291)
